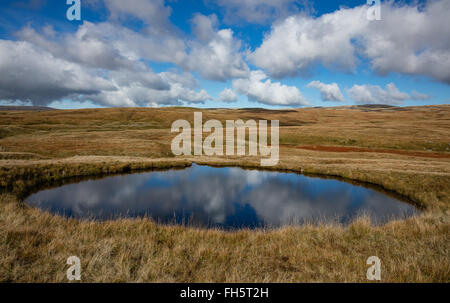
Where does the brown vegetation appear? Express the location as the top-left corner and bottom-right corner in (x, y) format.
(0, 105), (449, 282)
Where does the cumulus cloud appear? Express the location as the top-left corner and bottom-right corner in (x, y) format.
(17, 21), (187, 68)
(57, 15), (248, 83)
(0, 40), (114, 105)
(5, 4), (243, 108)
(102, 0), (173, 33)
(75, 21), (188, 66)
(307, 81), (344, 102)
(251, 1), (450, 84)
(208, 0), (313, 25)
(91, 80), (211, 108)
(159, 71), (199, 89)
(2, 0), (440, 108)
(410, 90), (432, 101)
(0, 37), (210, 107)
(184, 15), (249, 81)
(219, 88), (238, 103)
(2, 3), (245, 106)
(191, 13), (219, 42)
(250, 6), (366, 78)
(61, 14), (247, 82)
(79, 67), (211, 108)
(232, 70), (308, 106)
(347, 83), (429, 105)
(90, 69), (211, 108)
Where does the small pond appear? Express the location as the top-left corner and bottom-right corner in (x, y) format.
(25, 164), (418, 229)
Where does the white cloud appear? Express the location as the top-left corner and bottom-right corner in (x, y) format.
(91, 82), (211, 108)
(56, 16), (248, 83)
(159, 71), (199, 89)
(184, 23), (249, 81)
(251, 1), (450, 84)
(347, 83), (429, 105)
(80, 67), (212, 107)
(191, 13), (219, 42)
(0, 40), (114, 105)
(103, 0), (172, 33)
(347, 85), (377, 104)
(3, 0), (441, 109)
(76, 21), (188, 66)
(250, 6), (366, 78)
(219, 88), (238, 103)
(0, 39), (210, 107)
(232, 70), (308, 106)
(16, 21), (187, 68)
(411, 90), (432, 101)
(2, 4), (224, 107)
(15, 13), (248, 95)
(87, 69), (211, 107)
(7, 14), (221, 108)
(209, 0), (313, 25)
(307, 81), (344, 102)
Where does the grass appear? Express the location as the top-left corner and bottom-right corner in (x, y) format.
(0, 105), (449, 282)
(1, 194), (448, 282)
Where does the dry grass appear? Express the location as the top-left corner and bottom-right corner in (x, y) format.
(1, 194), (448, 282)
(0, 105), (449, 282)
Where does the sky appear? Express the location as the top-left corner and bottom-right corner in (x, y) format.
(0, 0), (449, 109)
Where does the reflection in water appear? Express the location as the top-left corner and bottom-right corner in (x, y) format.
(25, 164), (418, 229)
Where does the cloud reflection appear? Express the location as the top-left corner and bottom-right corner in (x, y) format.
(25, 165), (418, 228)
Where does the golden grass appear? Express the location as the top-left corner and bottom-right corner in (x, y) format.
(1, 193), (448, 282)
(0, 105), (449, 282)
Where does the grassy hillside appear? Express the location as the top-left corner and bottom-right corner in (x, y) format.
(0, 105), (449, 282)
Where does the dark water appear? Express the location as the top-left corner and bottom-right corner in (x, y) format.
(25, 164), (418, 229)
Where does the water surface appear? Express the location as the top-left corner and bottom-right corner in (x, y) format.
(25, 164), (418, 229)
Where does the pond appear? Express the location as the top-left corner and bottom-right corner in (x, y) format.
(24, 164), (418, 229)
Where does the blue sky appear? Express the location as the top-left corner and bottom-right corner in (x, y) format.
(0, 0), (449, 109)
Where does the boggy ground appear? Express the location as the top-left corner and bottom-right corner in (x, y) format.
(0, 105), (449, 282)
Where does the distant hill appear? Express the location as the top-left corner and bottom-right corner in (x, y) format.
(353, 104), (397, 108)
(0, 106), (56, 111)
